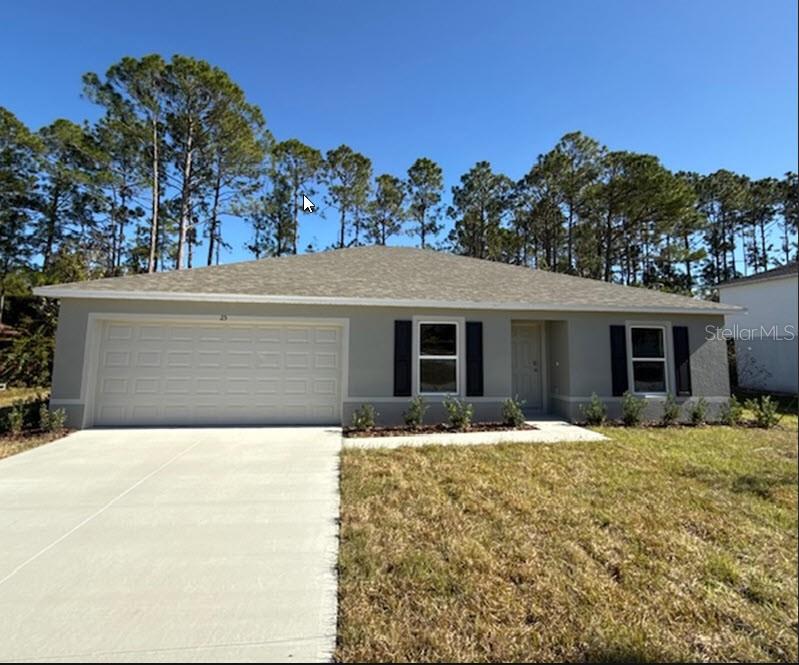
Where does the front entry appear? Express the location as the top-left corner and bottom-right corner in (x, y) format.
(511, 323), (543, 411)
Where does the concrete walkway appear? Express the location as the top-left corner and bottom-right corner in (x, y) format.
(344, 418), (607, 449)
(0, 427), (341, 663)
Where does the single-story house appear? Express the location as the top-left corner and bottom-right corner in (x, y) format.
(34, 246), (738, 428)
(718, 262), (798, 394)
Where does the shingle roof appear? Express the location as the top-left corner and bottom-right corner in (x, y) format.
(717, 261), (798, 288)
(34, 246), (737, 314)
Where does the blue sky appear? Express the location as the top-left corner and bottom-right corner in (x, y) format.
(2, 0), (797, 262)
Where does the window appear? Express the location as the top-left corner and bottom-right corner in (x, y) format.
(418, 322), (458, 393)
(629, 326), (667, 394)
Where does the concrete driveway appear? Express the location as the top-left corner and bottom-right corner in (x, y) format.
(0, 427), (341, 663)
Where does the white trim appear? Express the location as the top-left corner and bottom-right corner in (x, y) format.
(551, 394), (730, 403)
(79, 313), (350, 428)
(33, 287), (742, 315)
(414, 318), (462, 396)
(626, 323), (670, 396)
(345, 396), (506, 403)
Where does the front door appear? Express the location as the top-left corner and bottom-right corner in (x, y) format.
(511, 323), (542, 410)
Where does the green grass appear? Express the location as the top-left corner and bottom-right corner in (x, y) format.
(337, 423), (798, 662)
(0, 387), (48, 407)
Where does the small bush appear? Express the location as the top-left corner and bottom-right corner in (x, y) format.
(690, 397), (708, 426)
(6, 401), (25, 437)
(443, 396), (474, 431)
(745, 395), (782, 429)
(719, 395), (744, 426)
(501, 396), (526, 427)
(403, 396), (429, 429)
(581, 393), (607, 425)
(39, 404), (67, 432)
(661, 394), (681, 426)
(351, 403), (377, 431)
(620, 391), (646, 426)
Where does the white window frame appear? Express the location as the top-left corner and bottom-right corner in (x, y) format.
(627, 324), (670, 396)
(415, 319), (461, 396)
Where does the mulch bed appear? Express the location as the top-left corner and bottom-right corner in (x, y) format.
(343, 422), (537, 438)
(0, 429), (70, 461)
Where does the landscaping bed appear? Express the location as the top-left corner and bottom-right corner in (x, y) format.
(343, 421), (537, 438)
(0, 429), (69, 461)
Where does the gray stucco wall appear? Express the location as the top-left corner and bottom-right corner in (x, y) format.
(555, 313), (730, 422)
(50, 298), (730, 427)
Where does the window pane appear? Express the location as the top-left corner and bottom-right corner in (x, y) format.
(633, 361), (666, 393)
(420, 324), (457, 356)
(632, 328), (664, 358)
(420, 359), (457, 393)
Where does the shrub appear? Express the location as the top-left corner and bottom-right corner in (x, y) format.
(690, 397), (708, 426)
(501, 396), (526, 427)
(443, 396), (474, 431)
(351, 403), (377, 431)
(581, 393), (607, 425)
(719, 395), (744, 426)
(5, 401), (25, 437)
(661, 394), (681, 426)
(620, 391), (646, 426)
(744, 395), (782, 429)
(403, 396), (429, 429)
(39, 404), (67, 432)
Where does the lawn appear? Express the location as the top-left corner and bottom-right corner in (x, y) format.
(337, 422), (798, 662)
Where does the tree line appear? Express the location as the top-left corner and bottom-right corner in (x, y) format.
(1, 53), (797, 321)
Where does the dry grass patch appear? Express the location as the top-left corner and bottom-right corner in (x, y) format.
(0, 431), (66, 461)
(0, 387), (48, 407)
(337, 424), (798, 662)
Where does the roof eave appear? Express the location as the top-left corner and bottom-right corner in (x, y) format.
(717, 272), (798, 289)
(33, 286), (742, 315)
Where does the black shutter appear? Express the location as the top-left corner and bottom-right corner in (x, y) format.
(466, 321), (484, 396)
(673, 326), (692, 396)
(610, 325), (628, 396)
(393, 320), (412, 397)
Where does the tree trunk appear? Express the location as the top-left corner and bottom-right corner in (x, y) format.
(292, 179), (300, 254)
(147, 116), (160, 274)
(759, 218), (767, 271)
(339, 209), (346, 249)
(176, 119), (194, 270)
(116, 187), (127, 273)
(603, 208), (613, 282)
(43, 186), (60, 270)
(566, 203), (574, 272)
(684, 233), (693, 289)
(207, 172), (222, 266)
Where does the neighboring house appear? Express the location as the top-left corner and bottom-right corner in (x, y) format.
(34, 246), (737, 429)
(718, 262), (799, 394)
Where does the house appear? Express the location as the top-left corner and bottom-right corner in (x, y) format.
(718, 262), (798, 394)
(34, 246), (738, 428)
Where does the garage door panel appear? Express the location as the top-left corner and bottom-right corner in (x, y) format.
(92, 320), (343, 427)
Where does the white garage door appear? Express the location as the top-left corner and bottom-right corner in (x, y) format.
(90, 319), (343, 427)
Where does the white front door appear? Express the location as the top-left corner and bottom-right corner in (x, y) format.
(90, 319), (343, 427)
(511, 323), (542, 410)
